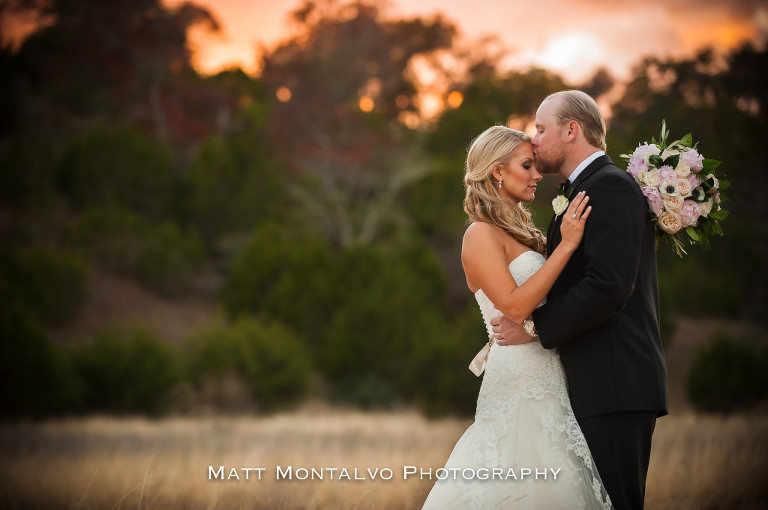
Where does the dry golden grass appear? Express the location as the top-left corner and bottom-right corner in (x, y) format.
(1, 408), (767, 509)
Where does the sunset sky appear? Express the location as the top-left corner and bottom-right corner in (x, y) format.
(171, 0), (768, 83)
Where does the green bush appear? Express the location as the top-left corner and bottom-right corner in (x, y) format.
(0, 246), (89, 324)
(186, 317), (313, 411)
(222, 222), (339, 343)
(319, 241), (449, 406)
(55, 124), (177, 219)
(133, 222), (206, 297)
(0, 301), (83, 418)
(686, 332), (768, 413)
(179, 135), (283, 249)
(70, 328), (181, 415)
(222, 224), (482, 412)
(411, 301), (486, 417)
(63, 206), (204, 296)
(0, 135), (53, 203)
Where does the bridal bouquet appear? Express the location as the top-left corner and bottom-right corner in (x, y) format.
(621, 121), (728, 257)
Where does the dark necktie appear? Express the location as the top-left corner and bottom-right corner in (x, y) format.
(560, 179), (572, 197)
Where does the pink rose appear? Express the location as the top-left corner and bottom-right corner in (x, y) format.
(680, 149), (704, 173)
(658, 165), (676, 182)
(627, 160), (646, 178)
(675, 160), (691, 178)
(642, 186), (663, 217)
(645, 169), (661, 187)
(628, 143), (660, 177)
(664, 195), (684, 212)
(676, 178), (692, 198)
(686, 173), (701, 188)
(680, 199), (702, 227)
(658, 211), (683, 234)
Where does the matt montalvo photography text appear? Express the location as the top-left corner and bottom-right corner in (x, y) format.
(208, 465), (563, 481)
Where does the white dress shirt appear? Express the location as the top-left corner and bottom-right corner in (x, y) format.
(569, 151), (605, 183)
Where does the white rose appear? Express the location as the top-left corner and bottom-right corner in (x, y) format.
(658, 211), (683, 234)
(635, 171), (648, 185)
(664, 195), (684, 212)
(699, 199), (713, 217)
(659, 180), (680, 199)
(552, 195), (569, 217)
(706, 173), (719, 190)
(645, 169), (661, 187)
(675, 160), (691, 178)
(676, 178), (692, 198)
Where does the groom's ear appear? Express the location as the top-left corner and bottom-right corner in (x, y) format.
(565, 120), (580, 142)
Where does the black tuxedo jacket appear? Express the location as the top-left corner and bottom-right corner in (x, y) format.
(532, 155), (668, 419)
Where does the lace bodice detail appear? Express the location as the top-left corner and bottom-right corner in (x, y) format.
(442, 249), (613, 510)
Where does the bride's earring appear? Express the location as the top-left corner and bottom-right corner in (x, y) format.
(498, 179), (503, 189)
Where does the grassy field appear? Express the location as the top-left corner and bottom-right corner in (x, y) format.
(1, 408), (767, 509)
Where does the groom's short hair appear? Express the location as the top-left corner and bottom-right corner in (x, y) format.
(546, 90), (607, 151)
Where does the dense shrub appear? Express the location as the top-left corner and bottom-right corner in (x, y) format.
(0, 135), (53, 203)
(412, 302), (486, 417)
(222, 222), (487, 411)
(0, 246), (89, 324)
(686, 333), (768, 413)
(320, 242), (448, 403)
(63, 206), (204, 296)
(221, 222), (339, 343)
(186, 317), (313, 411)
(55, 124), (177, 219)
(70, 328), (181, 415)
(0, 301), (83, 418)
(179, 133), (283, 249)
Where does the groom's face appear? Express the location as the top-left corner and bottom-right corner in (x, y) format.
(532, 98), (566, 175)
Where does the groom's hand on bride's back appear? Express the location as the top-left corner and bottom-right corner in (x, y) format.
(490, 316), (531, 346)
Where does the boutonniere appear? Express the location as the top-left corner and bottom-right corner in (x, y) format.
(552, 182), (572, 219)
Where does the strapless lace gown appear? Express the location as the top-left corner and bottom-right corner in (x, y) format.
(422, 251), (612, 509)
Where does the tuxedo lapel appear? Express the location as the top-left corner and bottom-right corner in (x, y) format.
(546, 212), (557, 257)
(570, 155), (613, 194)
(545, 155), (614, 256)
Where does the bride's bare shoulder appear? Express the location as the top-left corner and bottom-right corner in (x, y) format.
(462, 222), (504, 258)
(463, 221), (497, 239)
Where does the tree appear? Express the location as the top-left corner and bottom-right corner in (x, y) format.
(259, 0), (457, 247)
(3, 0), (236, 148)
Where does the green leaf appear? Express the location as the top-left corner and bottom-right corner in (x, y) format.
(680, 133), (693, 147)
(649, 154), (664, 168)
(708, 210), (729, 221)
(663, 154), (680, 169)
(686, 227), (701, 241)
(702, 159), (722, 173)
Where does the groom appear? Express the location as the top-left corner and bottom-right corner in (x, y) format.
(491, 90), (668, 510)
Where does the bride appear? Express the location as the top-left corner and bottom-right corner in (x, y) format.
(421, 126), (612, 509)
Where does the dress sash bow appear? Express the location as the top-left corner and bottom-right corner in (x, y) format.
(469, 339), (494, 377)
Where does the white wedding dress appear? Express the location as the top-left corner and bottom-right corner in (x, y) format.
(422, 251), (612, 510)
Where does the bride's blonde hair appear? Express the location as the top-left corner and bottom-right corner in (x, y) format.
(463, 125), (546, 255)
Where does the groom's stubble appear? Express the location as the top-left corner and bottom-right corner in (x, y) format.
(534, 147), (566, 176)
